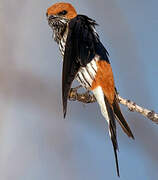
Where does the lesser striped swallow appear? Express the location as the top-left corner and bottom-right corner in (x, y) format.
(46, 2), (134, 177)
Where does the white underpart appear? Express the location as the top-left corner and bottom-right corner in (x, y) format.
(92, 86), (110, 124)
(86, 63), (96, 79)
(90, 59), (97, 72)
(80, 67), (93, 87)
(76, 72), (87, 87)
(76, 56), (99, 89)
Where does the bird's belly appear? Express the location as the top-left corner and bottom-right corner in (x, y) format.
(75, 57), (98, 89)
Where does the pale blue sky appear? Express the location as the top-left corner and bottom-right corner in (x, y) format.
(0, 0), (158, 179)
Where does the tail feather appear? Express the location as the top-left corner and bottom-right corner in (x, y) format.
(93, 86), (134, 177)
(93, 86), (120, 176)
(113, 97), (134, 139)
(104, 96), (120, 177)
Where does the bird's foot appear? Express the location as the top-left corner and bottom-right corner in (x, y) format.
(69, 86), (96, 103)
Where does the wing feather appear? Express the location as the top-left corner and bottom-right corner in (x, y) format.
(62, 15), (109, 117)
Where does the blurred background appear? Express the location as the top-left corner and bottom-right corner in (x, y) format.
(0, 0), (158, 179)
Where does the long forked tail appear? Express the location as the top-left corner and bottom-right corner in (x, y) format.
(93, 86), (120, 177)
(112, 97), (134, 139)
(93, 86), (134, 176)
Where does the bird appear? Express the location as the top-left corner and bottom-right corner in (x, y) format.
(46, 2), (134, 177)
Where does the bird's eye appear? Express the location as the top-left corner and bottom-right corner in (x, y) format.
(58, 10), (67, 16)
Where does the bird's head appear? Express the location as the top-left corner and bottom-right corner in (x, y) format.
(46, 2), (77, 31)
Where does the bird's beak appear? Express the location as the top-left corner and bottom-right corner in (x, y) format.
(47, 14), (57, 21)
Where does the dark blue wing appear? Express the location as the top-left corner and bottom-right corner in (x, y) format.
(62, 15), (109, 117)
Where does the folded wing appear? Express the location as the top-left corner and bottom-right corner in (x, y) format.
(62, 15), (109, 117)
